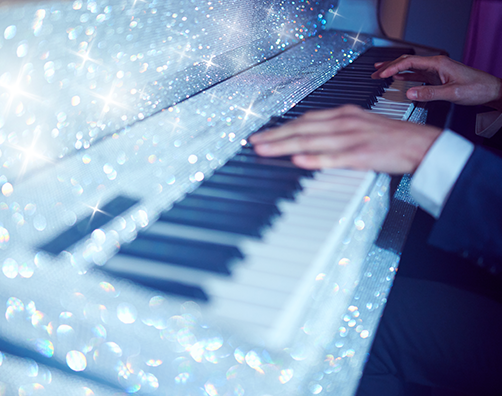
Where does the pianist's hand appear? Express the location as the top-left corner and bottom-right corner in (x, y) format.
(249, 105), (442, 174)
(372, 55), (502, 111)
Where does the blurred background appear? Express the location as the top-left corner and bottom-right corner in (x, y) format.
(381, 0), (502, 78)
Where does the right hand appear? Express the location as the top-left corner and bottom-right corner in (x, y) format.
(371, 55), (502, 111)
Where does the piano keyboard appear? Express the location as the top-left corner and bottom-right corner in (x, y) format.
(90, 47), (421, 345)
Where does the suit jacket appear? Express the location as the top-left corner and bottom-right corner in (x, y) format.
(428, 146), (502, 273)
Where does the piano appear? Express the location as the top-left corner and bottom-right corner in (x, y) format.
(0, 0), (444, 394)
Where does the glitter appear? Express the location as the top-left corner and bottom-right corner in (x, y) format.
(2, 258), (18, 279)
(1, 183), (13, 197)
(0, 227), (10, 246)
(307, 382), (323, 395)
(99, 282), (115, 293)
(3, 26), (16, 40)
(338, 258), (350, 266)
(279, 369), (294, 384)
(188, 154), (198, 164)
(194, 171), (204, 181)
(204, 382), (218, 396)
(190, 342), (205, 362)
(175, 373), (189, 384)
(19, 262), (34, 278)
(146, 359), (162, 367)
(34, 339), (54, 358)
(30, 311), (47, 329)
(234, 348), (245, 364)
(245, 350), (263, 372)
(355, 219), (365, 230)
(17, 42), (28, 58)
(92, 324), (107, 338)
(67, 350), (87, 372)
(33, 215), (47, 231)
(315, 273), (325, 281)
(117, 303), (137, 324)
(5, 297), (24, 322)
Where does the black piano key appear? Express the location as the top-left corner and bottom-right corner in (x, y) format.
(40, 195), (140, 254)
(192, 185), (283, 205)
(209, 173), (301, 192)
(101, 269), (210, 301)
(120, 234), (237, 274)
(158, 206), (269, 237)
(228, 155), (315, 176)
(318, 82), (386, 95)
(215, 164), (305, 182)
(238, 146), (293, 162)
(201, 180), (296, 201)
(308, 89), (379, 100)
(301, 93), (377, 105)
(297, 98), (374, 109)
(176, 194), (281, 217)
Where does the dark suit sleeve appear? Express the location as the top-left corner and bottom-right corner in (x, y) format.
(427, 146), (502, 272)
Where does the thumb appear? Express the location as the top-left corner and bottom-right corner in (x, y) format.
(406, 84), (456, 102)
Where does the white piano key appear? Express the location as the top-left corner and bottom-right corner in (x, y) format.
(205, 280), (290, 309)
(243, 256), (311, 278)
(230, 267), (301, 292)
(147, 221), (253, 245)
(103, 254), (232, 288)
(239, 240), (315, 264)
(285, 194), (351, 210)
(208, 298), (281, 327)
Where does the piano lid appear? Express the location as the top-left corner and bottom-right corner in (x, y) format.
(0, 0), (339, 183)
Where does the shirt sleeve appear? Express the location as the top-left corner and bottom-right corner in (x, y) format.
(410, 130), (474, 219)
(476, 111), (502, 138)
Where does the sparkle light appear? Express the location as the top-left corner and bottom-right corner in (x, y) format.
(347, 28), (364, 49)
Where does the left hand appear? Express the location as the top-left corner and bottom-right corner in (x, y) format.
(249, 105), (442, 174)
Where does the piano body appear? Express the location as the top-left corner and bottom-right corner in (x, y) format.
(0, 0), (443, 394)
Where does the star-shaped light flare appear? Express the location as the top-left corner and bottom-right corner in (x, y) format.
(89, 85), (133, 123)
(347, 28), (364, 49)
(328, 6), (345, 23)
(82, 199), (112, 232)
(7, 133), (56, 182)
(236, 100), (263, 127)
(69, 40), (102, 71)
(0, 69), (45, 118)
(202, 55), (219, 72)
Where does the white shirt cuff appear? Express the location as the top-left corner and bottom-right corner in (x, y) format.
(410, 130), (474, 219)
(476, 111), (502, 138)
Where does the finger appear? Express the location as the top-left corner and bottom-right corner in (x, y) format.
(372, 55), (439, 79)
(253, 131), (365, 157)
(406, 83), (457, 102)
(292, 150), (367, 170)
(249, 119), (342, 145)
(374, 61), (389, 70)
(301, 104), (364, 120)
(392, 73), (430, 83)
(249, 106), (367, 144)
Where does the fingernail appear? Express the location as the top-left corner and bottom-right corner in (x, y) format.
(374, 62), (383, 67)
(408, 89), (418, 100)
